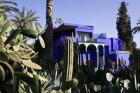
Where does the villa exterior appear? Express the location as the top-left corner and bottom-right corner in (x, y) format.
(53, 23), (130, 69)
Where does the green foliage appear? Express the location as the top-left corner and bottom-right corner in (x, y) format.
(0, 51), (8, 62)
(0, 10), (45, 93)
(116, 1), (133, 51)
(0, 0), (19, 14)
(55, 18), (63, 25)
(0, 14), (15, 46)
(0, 65), (5, 81)
(133, 26), (140, 34)
(133, 19), (140, 34)
(38, 36), (45, 48)
(0, 20), (12, 35)
(5, 29), (21, 45)
(71, 78), (78, 88)
(22, 59), (42, 70)
(20, 28), (38, 38)
(0, 1), (48, 93)
(0, 60), (15, 82)
(8, 52), (21, 62)
(0, 38), (4, 51)
(125, 19), (133, 51)
(12, 7), (39, 29)
(0, 14), (7, 25)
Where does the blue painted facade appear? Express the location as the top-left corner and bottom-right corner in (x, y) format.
(54, 23), (130, 69)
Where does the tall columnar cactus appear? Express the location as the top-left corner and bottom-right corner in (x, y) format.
(63, 37), (74, 93)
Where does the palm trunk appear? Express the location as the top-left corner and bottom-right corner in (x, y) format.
(45, 0), (54, 68)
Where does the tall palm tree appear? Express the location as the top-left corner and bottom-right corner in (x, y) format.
(45, 0), (54, 67)
(0, 0), (19, 14)
(132, 20), (140, 76)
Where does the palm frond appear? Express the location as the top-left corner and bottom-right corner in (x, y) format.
(137, 19), (140, 25)
(25, 10), (38, 22)
(0, 0), (17, 6)
(20, 7), (26, 19)
(0, 6), (19, 13)
(27, 10), (36, 17)
(12, 7), (39, 28)
(132, 26), (140, 34)
(0, 0), (19, 13)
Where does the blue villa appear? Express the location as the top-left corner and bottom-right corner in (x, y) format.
(54, 23), (130, 69)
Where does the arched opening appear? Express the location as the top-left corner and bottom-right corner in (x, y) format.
(120, 57), (125, 67)
(98, 45), (104, 68)
(118, 58), (121, 68)
(79, 44), (86, 53)
(79, 44), (86, 65)
(87, 44), (97, 67)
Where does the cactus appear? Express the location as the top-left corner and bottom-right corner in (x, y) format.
(38, 36), (45, 48)
(63, 37), (74, 93)
(8, 52), (21, 62)
(0, 61), (15, 81)
(0, 65), (5, 81)
(0, 20), (12, 36)
(0, 51), (8, 62)
(0, 11), (47, 93)
(14, 72), (41, 93)
(5, 29), (21, 45)
(71, 78), (78, 88)
(0, 37), (4, 50)
(22, 59), (42, 70)
(20, 28), (37, 38)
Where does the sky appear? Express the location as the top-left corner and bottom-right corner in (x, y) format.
(12, 0), (140, 48)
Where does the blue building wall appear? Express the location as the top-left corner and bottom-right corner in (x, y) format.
(53, 23), (130, 68)
(116, 51), (130, 67)
(97, 38), (122, 52)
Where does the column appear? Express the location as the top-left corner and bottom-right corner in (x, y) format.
(102, 46), (105, 70)
(96, 48), (99, 71)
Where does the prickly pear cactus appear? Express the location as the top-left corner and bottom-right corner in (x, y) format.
(63, 37), (74, 93)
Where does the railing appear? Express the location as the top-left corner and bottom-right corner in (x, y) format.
(72, 37), (97, 42)
(55, 37), (97, 45)
(93, 33), (106, 39)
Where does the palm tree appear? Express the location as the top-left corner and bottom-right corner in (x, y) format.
(0, 0), (19, 14)
(132, 20), (140, 79)
(45, 0), (54, 68)
(133, 20), (140, 34)
(12, 7), (39, 29)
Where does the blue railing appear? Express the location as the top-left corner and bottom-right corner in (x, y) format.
(55, 37), (97, 45)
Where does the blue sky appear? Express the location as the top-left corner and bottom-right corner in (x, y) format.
(12, 0), (140, 47)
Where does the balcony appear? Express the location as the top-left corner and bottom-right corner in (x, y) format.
(55, 36), (97, 46)
(72, 37), (97, 43)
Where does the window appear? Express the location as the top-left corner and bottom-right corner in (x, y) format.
(77, 32), (91, 41)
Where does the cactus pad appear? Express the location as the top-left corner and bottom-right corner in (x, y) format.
(22, 59), (42, 70)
